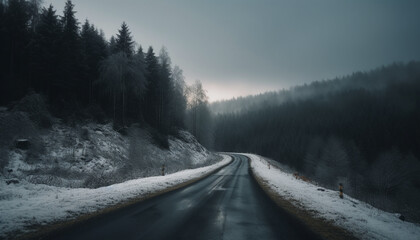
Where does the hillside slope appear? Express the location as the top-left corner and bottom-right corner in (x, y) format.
(1, 118), (219, 189)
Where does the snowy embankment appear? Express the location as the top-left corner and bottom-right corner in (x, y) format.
(0, 154), (231, 238)
(2, 121), (217, 189)
(245, 153), (420, 240)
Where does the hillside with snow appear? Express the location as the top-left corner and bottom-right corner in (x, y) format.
(1, 109), (220, 189)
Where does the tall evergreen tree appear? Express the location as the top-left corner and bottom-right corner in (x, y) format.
(126, 46), (146, 120)
(0, 1), (7, 104)
(30, 5), (61, 98)
(28, 0), (43, 32)
(158, 47), (173, 133)
(144, 46), (160, 129)
(115, 22), (134, 57)
(58, 0), (84, 106)
(61, 0), (78, 41)
(81, 19), (108, 104)
(109, 35), (117, 55)
(136, 46), (145, 62)
(2, 0), (31, 104)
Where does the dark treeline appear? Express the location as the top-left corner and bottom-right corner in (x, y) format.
(211, 62), (420, 115)
(0, 0), (212, 147)
(210, 91), (286, 115)
(214, 62), (420, 221)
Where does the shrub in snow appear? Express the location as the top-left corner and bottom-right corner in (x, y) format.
(81, 103), (107, 124)
(5, 179), (19, 185)
(84, 171), (115, 188)
(80, 127), (90, 141)
(155, 130), (170, 149)
(0, 149), (7, 171)
(13, 93), (53, 128)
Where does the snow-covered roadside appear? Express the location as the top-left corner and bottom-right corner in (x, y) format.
(0, 154), (231, 239)
(245, 153), (420, 240)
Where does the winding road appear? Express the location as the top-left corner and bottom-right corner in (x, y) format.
(44, 154), (322, 240)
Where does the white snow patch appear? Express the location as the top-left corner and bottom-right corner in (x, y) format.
(245, 153), (420, 240)
(0, 154), (231, 239)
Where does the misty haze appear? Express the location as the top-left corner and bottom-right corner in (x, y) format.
(1, 1), (420, 240)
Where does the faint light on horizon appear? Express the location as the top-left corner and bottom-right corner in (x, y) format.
(201, 79), (284, 102)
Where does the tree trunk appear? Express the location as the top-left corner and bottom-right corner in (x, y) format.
(113, 90), (116, 123)
(122, 79), (125, 126)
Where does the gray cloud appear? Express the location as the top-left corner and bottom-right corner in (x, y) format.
(45, 0), (420, 101)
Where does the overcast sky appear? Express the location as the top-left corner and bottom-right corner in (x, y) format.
(44, 0), (420, 102)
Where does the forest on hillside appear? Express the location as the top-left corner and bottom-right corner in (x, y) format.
(214, 62), (420, 222)
(0, 0), (213, 147)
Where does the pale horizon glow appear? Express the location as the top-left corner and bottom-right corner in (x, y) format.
(200, 79), (284, 102)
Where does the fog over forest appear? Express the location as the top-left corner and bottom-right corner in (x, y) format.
(212, 62), (420, 222)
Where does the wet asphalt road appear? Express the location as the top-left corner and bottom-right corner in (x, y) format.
(46, 154), (322, 240)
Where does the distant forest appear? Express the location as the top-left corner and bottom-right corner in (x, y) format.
(0, 0), (213, 147)
(213, 62), (420, 221)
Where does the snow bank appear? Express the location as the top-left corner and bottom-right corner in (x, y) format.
(0, 154), (231, 239)
(245, 153), (420, 240)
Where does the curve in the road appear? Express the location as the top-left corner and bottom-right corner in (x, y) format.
(40, 154), (323, 240)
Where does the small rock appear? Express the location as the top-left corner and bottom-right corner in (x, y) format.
(399, 214), (405, 221)
(15, 139), (30, 150)
(317, 188), (325, 191)
(6, 179), (19, 185)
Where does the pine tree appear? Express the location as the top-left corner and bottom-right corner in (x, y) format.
(158, 47), (173, 133)
(81, 19), (108, 104)
(115, 22), (134, 57)
(28, 0), (43, 32)
(126, 46), (146, 119)
(61, 1), (78, 40)
(136, 46), (145, 62)
(30, 4), (61, 98)
(109, 36), (117, 55)
(2, 0), (31, 103)
(144, 46), (160, 129)
(0, 1), (7, 104)
(58, 0), (84, 106)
